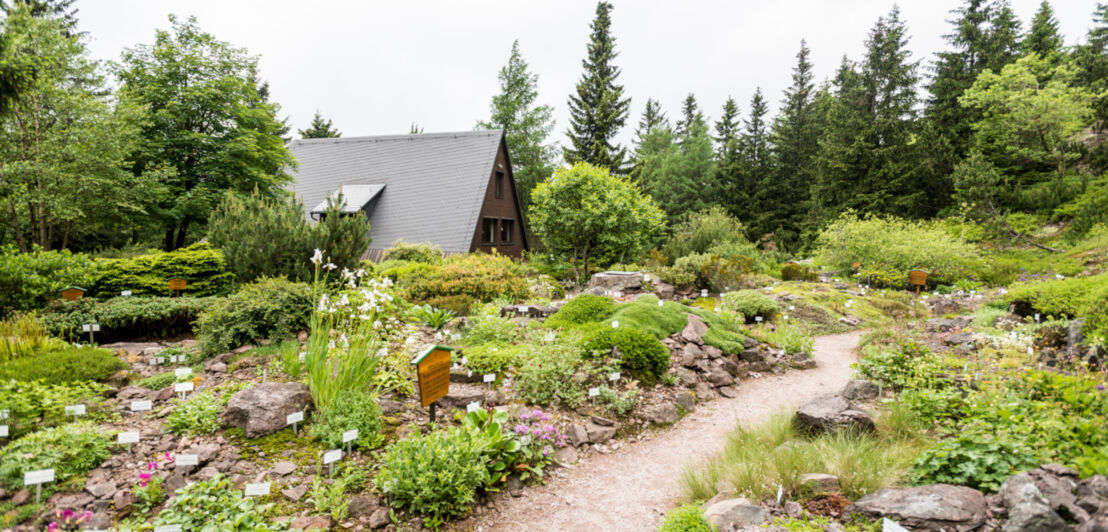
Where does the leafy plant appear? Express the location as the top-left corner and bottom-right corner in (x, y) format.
(0, 314), (57, 362)
(514, 342), (587, 406)
(0, 346), (125, 383)
(382, 240), (444, 263)
(658, 504), (715, 532)
(461, 343), (523, 377)
(597, 384), (639, 417)
(41, 296), (216, 342)
(580, 324), (670, 380)
(767, 326), (815, 357)
(0, 245), (98, 312)
(397, 252), (529, 315)
(721, 290), (780, 321)
(781, 263), (818, 282)
(545, 294), (615, 329)
(408, 304), (455, 330)
(150, 475), (289, 531)
(308, 475), (350, 522)
(195, 277), (312, 358)
(137, 371), (176, 390)
(376, 427), (489, 529)
(91, 242), (234, 298)
(310, 389), (383, 451)
(909, 434), (1036, 493)
(661, 206), (754, 263)
(0, 422), (111, 490)
(164, 390), (225, 437)
(0, 380), (111, 438)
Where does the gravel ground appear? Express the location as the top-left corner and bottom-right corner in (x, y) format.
(472, 331), (863, 532)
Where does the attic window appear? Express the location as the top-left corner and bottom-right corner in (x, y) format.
(482, 218), (496, 245)
(499, 219), (514, 244)
(495, 171), (504, 199)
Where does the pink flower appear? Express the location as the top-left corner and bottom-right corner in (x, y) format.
(79, 510), (92, 522)
(139, 472), (151, 487)
(47, 523), (59, 532)
(163, 452), (174, 462)
(519, 412), (531, 420)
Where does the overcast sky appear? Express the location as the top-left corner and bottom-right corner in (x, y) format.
(78, 0), (1099, 150)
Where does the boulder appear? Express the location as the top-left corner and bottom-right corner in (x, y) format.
(1027, 465), (1087, 521)
(694, 382), (715, 401)
(554, 446), (579, 466)
(653, 282), (676, 299)
(840, 380), (880, 402)
(707, 367), (735, 387)
(566, 424), (589, 447)
(675, 391), (696, 413)
(1077, 513), (1108, 532)
(589, 271), (643, 291)
(847, 484), (988, 532)
(271, 461), (297, 476)
(717, 385), (738, 398)
(740, 347), (764, 363)
(683, 342), (704, 361)
(437, 383), (485, 409)
(369, 507), (390, 529)
(348, 495), (379, 519)
(800, 473), (841, 494)
(290, 515), (333, 531)
(282, 483), (308, 502)
(1001, 473), (1067, 532)
(795, 394), (875, 434)
(703, 498), (768, 531)
(585, 422), (616, 444)
(645, 403), (680, 425)
(840, 315), (862, 327)
(221, 382), (312, 438)
(944, 332), (977, 347)
(681, 314), (709, 344)
(718, 358), (741, 377)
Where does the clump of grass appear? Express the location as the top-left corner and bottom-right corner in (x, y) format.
(680, 412), (929, 503)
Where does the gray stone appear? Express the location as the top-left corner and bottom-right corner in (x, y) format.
(839, 314), (863, 326)
(590, 415), (615, 426)
(585, 422), (616, 443)
(208, 362), (228, 373)
(703, 345), (723, 359)
(347, 495), (379, 519)
(566, 424), (589, 447)
(944, 332), (977, 347)
(694, 382), (715, 401)
(708, 367), (734, 387)
(85, 480), (116, 499)
(590, 271), (643, 291)
(675, 391), (696, 413)
(645, 403), (680, 425)
(193, 443), (221, 465)
(438, 383), (485, 409)
(740, 347), (764, 363)
(681, 314), (709, 344)
(369, 507), (390, 529)
(1078, 514), (1108, 532)
(717, 386), (737, 398)
(654, 281), (675, 299)
(800, 473), (841, 494)
(506, 475), (524, 497)
(554, 445), (579, 466)
(790, 356), (817, 370)
(221, 382), (312, 438)
(1001, 473), (1067, 532)
(676, 367), (698, 387)
(719, 358), (741, 377)
(163, 473), (187, 494)
(271, 461), (297, 476)
(1077, 476), (1108, 502)
(378, 399), (404, 415)
(703, 498), (768, 531)
(290, 515), (332, 531)
(841, 380), (880, 402)
(785, 500), (804, 518)
(847, 484), (987, 532)
(795, 394), (875, 434)
(742, 337), (758, 349)
(1028, 465), (1087, 521)
(683, 342), (704, 361)
(282, 483), (308, 501)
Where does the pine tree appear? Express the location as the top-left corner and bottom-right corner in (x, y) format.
(633, 98), (668, 150)
(675, 93), (702, 139)
(713, 96), (740, 160)
(767, 41), (820, 249)
(1023, 1), (1064, 62)
(298, 110), (341, 139)
(477, 40), (556, 220)
(564, 1), (631, 173)
(1075, 3), (1108, 129)
(737, 89), (773, 235)
(629, 98), (668, 187)
(650, 109), (715, 223)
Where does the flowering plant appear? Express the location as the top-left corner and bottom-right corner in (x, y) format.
(462, 407), (566, 487)
(47, 508), (92, 531)
(132, 452), (173, 513)
(511, 408), (567, 480)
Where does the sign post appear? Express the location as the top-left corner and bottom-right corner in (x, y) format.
(411, 345), (455, 423)
(168, 277), (187, 298)
(81, 323), (100, 345)
(907, 270), (929, 295)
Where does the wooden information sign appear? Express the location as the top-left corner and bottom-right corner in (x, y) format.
(908, 270), (929, 294)
(412, 345), (455, 420)
(60, 287), (86, 301)
(168, 277), (187, 296)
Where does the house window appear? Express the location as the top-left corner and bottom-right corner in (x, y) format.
(482, 218), (496, 244)
(499, 219), (514, 244)
(495, 171), (504, 199)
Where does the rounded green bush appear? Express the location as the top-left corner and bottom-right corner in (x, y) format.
(658, 504), (715, 532)
(382, 240), (444, 264)
(376, 428), (488, 529)
(311, 389), (383, 451)
(580, 324), (670, 380)
(721, 290), (780, 321)
(0, 422), (111, 490)
(0, 346), (125, 383)
(195, 277), (312, 358)
(546, 294), (615, 328)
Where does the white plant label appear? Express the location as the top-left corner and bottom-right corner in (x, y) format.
(0, 425), (7, 438)
(154, 357), (164, 365)
(298, 351), (306, 362)
(121, 290), (132, 296)
(789, 305), (795, 311)
(883, 518), (910, 532)
(520, 434), (532, 445)
(24, 469), (54, 485)
(483, 373), (496, 383)
(783, 315), (789, 321)
(520, 306), (529, 313)
(65, 404), (86, 416)
(0, 409), (7, 420)
(1028, 346), (1034, 355)
(82, 324), (100, 332)
(609, 372), (620, 381)
(657, 300), (664, 307)
(244, 482), (270, 496)
(323, 449), (342, 464)
(611, 320), (619, 328)
(176, 454), (199, 466)
(154, 526), (182, 532)
(342, 429), (359, 443)
(588, 387), (600, 397)
(174, 382), (194, 393)
(175, 367), (192, 378)
(755, 316), (763, 322)
(286, 411), (304, 425)
(131, 400), (152, 412)
(117, 431), (140, 444)
(1035, 314), (1041, 322)
(643, 274), (650, 282)
(776, 484), (784, 504)
(466, 401), (481, 413)
(700, 289), (708, 297)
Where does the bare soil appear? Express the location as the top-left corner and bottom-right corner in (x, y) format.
(472, 331), (862, 532)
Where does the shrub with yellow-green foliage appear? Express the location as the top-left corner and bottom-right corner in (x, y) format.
(1006, 273), (1108, 346)
(91, 242), (234, 297)
(396, 252), (529, 315)
(815, 213), (983, 287)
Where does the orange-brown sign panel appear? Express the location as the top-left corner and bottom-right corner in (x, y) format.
(60, 287), (85, 301)
(908, 270), (929, 287)
(168, 278), (187, 291)
(412, 345), (454, 408)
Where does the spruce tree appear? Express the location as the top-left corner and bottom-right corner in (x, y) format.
(675, 93), (702, 139)
(298, 110), (341, 139)
(768, 41), (820, 249)
(633, 98), (668, 150)
(738, 89), (773, 236)
(986, 1), (1022, 70)
(564, 1), (631, 173)
(713, 96), (740, 159)
(651, 106), (715, 224)
(1023, 1), (1064, 62)
(1075, 3), (1108, 129)
(630, 98), (668, 186)
(477, 39), (556, 220)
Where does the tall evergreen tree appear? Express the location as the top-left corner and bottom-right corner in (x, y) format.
(1075, 3), (1108, 129)
(629, 98), (668, 187)
(986, 1), (1023, 69)
(650, 101), (715, 223)
(675, 93), (702, 139)
(632, 98), (667, 150)
(1023, 1), (1064, 62)
(564, 1), (631, 173)
(737, 89), (773, 235)
(477, 39), (556, 220)
(713, 96), (740, 159)
(298, 110), (341, 139)
(0, 0), (79, 35)
(767, 41), (820, 249)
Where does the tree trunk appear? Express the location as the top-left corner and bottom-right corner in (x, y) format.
(6, 199), (27, 252)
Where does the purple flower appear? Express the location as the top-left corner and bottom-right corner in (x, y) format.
(1097, 384), (1105, 392)
(47, 523), (59, 532)
(79, 510), (92, 522)
(531, 427), (543, 436)
(513, 424), (529, 435)
(139, 472), (151, 487)
(540, 413), (550, 421)
(519, 412), (531, 420)
(543, 424), (554, 433)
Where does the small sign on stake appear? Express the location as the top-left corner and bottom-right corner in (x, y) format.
(776, 484), (784, 504)
(609, 372), (620, 381)
(657, 299), (664, 307)
(244, 482), (270, 497)
(24, 468), (54, 504)
(700, 289), (708, 298)
(323, 449), (342, 476)
(121, 290), (132, 297)
(65, 404), (86, 417)
(81, 323), (100, 344)
(754, 316), (763, 323)
(482, 373), (496, 384)
(174, 367), (192, 378)
(174, 381), (193, 399)
(117, 431), (140, 445)
(154, 525), (182, 532)
(0, 425), (8, 438)
(611, 320), (619, 328)
(588, 387), (600, 398)
(342, 429), (358, 455)
(175, 454), (198, 467)
(286, 411), (304, 435)
(466, 401), (481, 413)
(0, 409), (8, 420)
(131, 400), (152, 412)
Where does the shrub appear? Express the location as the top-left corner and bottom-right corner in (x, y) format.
(546, 294), (615, 328)
(151, 475), (288, 531)
(91, 242), (234, 298)
(398, 252), (529, 315)
(815, 213), (983, 286)
(662, 206), (754, 263)
(207, 189), (370, 283)
(659, 504), (715, 532)
(0, 380), (111, 438)
(781, 263), (818, 282)
(0, 313), (57, 362)
(311, 389), (384, 451)
(0, 346), (125, 383)
(658, 264), (697, 287)
(137, 371), (176, 391)
(580, 324), (670, 380)
(464, 314), (520, 345)
(376, 427), (489, 529)
(767, 326), (815, 357)
(0, 422), (111, 490)
(530, 162), (666, 274)
(515, 342), (587, 406)
(721, 290), (780, 321)
(408, 304), (455, 330)
(461, 343), (523, 377)
(195, 277), (312, 358)
(672, 253), (752, 292)
(0, 245), (98, 312)
(164, 390), (224, 437)
(608, 296), (689, 339)
(909, 434), (1036, 493)
(1006, 273), (1108, 346)
(528, 274), (566, 299)
(382, 240), (443, 263)
(39, 296), (215, 341)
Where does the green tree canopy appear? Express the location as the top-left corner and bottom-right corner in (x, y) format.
(298, 110), (341, 138)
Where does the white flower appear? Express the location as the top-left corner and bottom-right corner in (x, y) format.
(317, 294), (330, 312)
(323, 262), (337, 271)
(310, 248), (323, 264)
(358, 302), (371, 313)
(359, 314), (371, 320)
(355, 268), (366, 278)
(373, 320), (382, 329)
(337, 294), (350, 307)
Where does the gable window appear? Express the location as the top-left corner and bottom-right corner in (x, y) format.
(499, 219), (514, 244)
(482, 218), (496, 244)
(495, 171), (504, 199)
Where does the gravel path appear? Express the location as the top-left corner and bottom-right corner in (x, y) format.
(472, 331), (862, 532)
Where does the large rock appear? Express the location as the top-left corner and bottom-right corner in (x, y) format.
(585, 422), (615, 444)
(589, 271), (643, 291)
(799, 473), (840, 494)
(438, 383), (484, 409)
(795, 394), (875, 434)
(847, 484), (988, 532)
(1001, 473), (1067, 532)
(841, 380), (880, 402)
(653, 281), (675, 299)
(221, 382), (312, 438)
(681, 314), (709, 344)
(644, 403), (680, 425)
(703, 498), (768, 531)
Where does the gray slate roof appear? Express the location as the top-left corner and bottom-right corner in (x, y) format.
(288, 130), (504, 253)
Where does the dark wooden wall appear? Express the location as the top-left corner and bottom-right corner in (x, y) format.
(469, 137), (527, 257)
